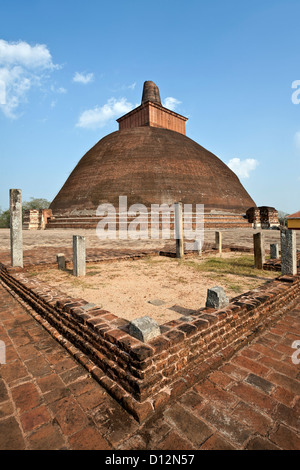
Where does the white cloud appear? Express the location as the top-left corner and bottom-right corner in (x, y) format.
(76, 97), (134, 129)
(227, 158), (258, 178)
(163, 96), (181, 111)
(50, 84), (67, 94)
(0, 39), (57, 69)
(0, 39), (58, 118)
(57, 86), (67, 94)
(73, 72), (94, 84)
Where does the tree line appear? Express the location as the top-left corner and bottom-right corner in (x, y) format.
(0, 198), (50, 228)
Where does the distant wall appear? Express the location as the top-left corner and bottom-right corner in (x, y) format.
(23, 209), (52, 230)
(246, 206), (279, 228)
(287, 219), (300, 230)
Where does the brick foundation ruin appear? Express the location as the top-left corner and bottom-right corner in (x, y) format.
(0, 252), (299, 423)
(246, 206), (279, 229)
(24, 208), (254, 230)
(23, 209), (53, 230)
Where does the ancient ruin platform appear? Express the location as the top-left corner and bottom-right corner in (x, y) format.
(1, 278), (299, 450)
(1, 229), (300, 423)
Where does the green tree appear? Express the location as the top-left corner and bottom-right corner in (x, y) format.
(0, 208), (10, 228)
(278, 210), (289, 227)
(23, 198), (50, 211)
(0, 198), (51, 228)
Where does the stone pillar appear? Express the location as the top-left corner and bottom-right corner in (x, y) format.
(253, 232), (265, 269)
(270, 243), (279, 259)
(56, 253), (66, 270)
(10, 189), (23, 268)
(215, 231), (222, 254)
(129, 316), (161, 342)
(205, 286), (229, 309)
(280, 229), (297, 275)
(194, 239), (202, 255)
(0, 340), (6, 364)
(174, 202), (184, 259)
(73, 235), (86, 276)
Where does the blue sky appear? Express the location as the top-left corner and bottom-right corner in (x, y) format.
(0, 0), (299, 214)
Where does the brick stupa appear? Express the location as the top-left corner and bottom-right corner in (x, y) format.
(48, 81), (256, 229)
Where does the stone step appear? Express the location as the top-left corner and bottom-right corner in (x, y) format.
(52, 213), (247, 221)
(46, 222), (250, 230)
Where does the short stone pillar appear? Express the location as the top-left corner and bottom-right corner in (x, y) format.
(270, 243), (279, 259)
(194, 239), (202, 255)
(205, 286), (229, 309)
(215, 231), (222, 254)
(56, 253), (66, 270)
(10, 189), (23, 268)
(129, 316), (161, 342)
(175, 202), (184, 259)
(280, 229), (297, 275)
(253, 232), (265, 269)
(73, 235), (86, 276)
(0, 340), (6, 364)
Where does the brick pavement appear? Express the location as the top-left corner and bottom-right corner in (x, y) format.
(0, 281), (299, 450)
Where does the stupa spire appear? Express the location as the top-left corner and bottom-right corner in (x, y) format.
(141, 81), (161, 105)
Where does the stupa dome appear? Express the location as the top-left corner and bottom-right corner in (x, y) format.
(50, 81), (255, 218)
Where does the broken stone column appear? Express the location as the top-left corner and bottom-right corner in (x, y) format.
(253, 232), (265, 269)
(129, 316), (161, 342)
(270, 243), (279, 259)
(56, 253), (66, 270)
(73, 235), (86, 276)
(205, 286), (229, 309)
(280, 229), (297, 275)
(174, 202), (184, 259)
(10, 189), (23, 268)
(215, 231), (222, 254)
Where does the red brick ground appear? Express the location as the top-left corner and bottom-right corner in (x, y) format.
(0, 282), (299, 450)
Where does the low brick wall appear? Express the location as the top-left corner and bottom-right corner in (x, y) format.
(263, 252), (300, 271)
(0, 260), (299, 423)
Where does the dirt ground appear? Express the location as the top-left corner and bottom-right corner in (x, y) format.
(27, 252), (279, 325)
(0, 227), (300, 251)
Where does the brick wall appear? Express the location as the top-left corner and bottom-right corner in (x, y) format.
(1, 260), (299, 423)
(23, 209), (52, 230)
(246, 206), (279, 228)
(117, 102), (187, 135)
(46, 212), (252, 230)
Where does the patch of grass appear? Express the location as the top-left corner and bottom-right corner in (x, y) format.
(226, 283), (244, 294)
(26, 271), (39, 278)
(180, 255), (277, 279)
(68, 278), (99, 290)
(87, 265), (102, 271)
(172, 276), (189, 284)
(107, 274), (121, 280)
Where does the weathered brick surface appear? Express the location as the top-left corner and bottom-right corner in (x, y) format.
(0, 281), (300, 449)
(2, 252), (300, 423)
